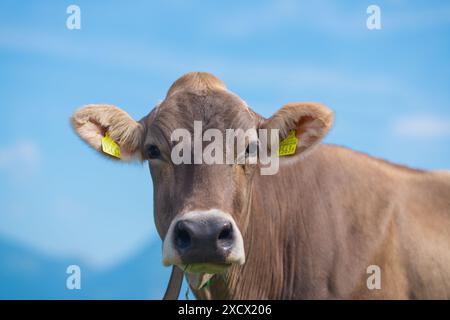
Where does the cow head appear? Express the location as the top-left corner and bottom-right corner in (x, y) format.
(71, 72), (333, 275)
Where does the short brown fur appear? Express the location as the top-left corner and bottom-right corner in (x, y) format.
(71, 72), (450, 299)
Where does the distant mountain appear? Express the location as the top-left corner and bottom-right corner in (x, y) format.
(0, 236), (183, 299)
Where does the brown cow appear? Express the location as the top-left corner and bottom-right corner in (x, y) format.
(71, 72), (450, 299)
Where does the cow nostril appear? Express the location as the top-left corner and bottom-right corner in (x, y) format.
(218, 222), (233, 241)
(174, 221), (191, 250)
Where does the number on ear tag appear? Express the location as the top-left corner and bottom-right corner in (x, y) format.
(278, 130), (298, 156)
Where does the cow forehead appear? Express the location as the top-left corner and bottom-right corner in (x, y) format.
(146, 90), (258, 132)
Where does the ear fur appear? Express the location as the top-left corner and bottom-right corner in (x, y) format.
(262, 102), (334, 156)
(71, 104), (144, 160)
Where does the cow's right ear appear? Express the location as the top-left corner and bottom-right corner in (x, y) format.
(71, 104), (144, 161)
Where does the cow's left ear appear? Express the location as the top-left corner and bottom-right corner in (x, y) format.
(262, 102), (334, 157)
(71, 104), (144, 161)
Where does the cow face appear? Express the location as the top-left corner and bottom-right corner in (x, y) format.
(144, 88), (257, 274)
(71, 72), (333, 275)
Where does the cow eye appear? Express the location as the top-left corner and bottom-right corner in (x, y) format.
(146, 144), (161, 159)
(245, 141), (258, 159)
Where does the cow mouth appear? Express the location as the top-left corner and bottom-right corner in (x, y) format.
(181, 262), (232, 274)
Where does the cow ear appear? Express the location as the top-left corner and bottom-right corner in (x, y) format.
(262, 102), (334, 157)
(71, 104), (144, 161)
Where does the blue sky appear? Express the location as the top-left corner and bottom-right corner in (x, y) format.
(1, 0), (450, 297)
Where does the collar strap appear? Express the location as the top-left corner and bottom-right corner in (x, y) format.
(162, 266), (184, 300)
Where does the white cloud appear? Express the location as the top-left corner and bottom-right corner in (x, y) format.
(213, 0), (301, 38)
(0, 140), (42, 180)
(392, 115), (450, 139)
(0, 26), (399, 97)
(212, 1), (450, 38)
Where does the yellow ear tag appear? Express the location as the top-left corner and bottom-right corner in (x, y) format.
(101, 133), (121, 159)
(278, 130), (298, 156)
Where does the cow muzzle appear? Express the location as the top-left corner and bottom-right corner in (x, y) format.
(162, 209), (245, 274)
